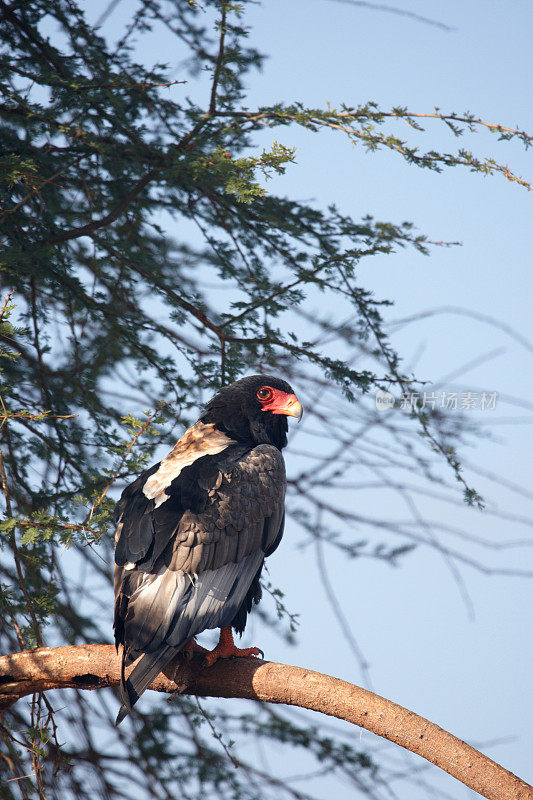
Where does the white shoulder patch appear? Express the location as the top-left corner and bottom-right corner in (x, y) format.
(142, 421), (235, 507)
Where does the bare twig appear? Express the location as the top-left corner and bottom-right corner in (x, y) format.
(209, 3), (227, 116)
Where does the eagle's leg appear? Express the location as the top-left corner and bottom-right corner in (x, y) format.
(204, 626), (263, 667)
(182, 637), (209, 660)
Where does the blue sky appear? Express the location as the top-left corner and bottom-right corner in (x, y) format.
(81, 1), (533, 796)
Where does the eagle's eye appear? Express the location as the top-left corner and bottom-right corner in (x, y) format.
(256, 386), (273, 402)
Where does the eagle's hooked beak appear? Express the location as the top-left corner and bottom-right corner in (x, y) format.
(273, 393), (303, 422)
(285, 395), (303, 422)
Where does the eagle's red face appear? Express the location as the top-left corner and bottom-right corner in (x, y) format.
(256, 385), (303, 421)
(200, 374), (301, 449)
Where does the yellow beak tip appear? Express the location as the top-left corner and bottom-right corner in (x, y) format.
(290, 402), (303, 422)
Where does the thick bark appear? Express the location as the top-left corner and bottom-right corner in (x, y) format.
(0, 645), (530, 800)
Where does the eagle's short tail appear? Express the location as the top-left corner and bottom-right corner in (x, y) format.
(116, 645), (175, 726)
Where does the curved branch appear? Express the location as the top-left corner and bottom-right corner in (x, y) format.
(0, 645), (531, 800)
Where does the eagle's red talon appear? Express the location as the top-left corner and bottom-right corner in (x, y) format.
(203, 627), (264, 667)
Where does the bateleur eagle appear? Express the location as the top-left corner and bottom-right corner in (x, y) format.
(113, 375), (302, 724)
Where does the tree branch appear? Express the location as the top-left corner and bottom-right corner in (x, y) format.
(45, 169), (159, 245)
(209, 3), (227, 116)
(0, 645), (530, 800)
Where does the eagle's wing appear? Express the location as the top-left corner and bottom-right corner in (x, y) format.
(113, 440), (286, 722)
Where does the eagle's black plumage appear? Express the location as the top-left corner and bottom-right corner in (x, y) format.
(113, 375), (300, 724)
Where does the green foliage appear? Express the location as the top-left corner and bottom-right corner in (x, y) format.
(0, 1), (529, 799)
(191, 141), (296, 202)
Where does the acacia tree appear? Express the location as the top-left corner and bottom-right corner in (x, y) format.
(0, 1), (531, 799)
